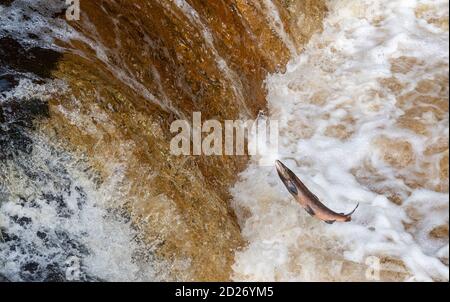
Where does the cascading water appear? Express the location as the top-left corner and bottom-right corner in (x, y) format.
(0, 0), (327, 281)
(231, 0), (449, 281)
(0, 0), (447, 282)
(0, 1), (169, 281)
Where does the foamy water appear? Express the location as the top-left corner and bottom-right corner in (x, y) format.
(0, 88), (167, 281)
(1, 0), (167, 281)
(2, 0), (448, 282)
(0, 135), (165, 281)
(232, 0), (449, 281)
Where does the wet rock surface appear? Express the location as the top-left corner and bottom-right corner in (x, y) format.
(0, 98), (49, 161)
(0, 0), (15, 7)
(0, 74), (19, 93)
(0, 0), (326, 281)
(0, 36), (62, 79)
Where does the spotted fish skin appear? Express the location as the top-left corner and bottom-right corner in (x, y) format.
(275, 160), (359, 224)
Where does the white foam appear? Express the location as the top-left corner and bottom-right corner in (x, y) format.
(0, 134), (167, 281)
(232, 0), (449, 281)
(1, 0), (171, 281)
(0, 78), (67, 104)
(0, 0), (74, 49)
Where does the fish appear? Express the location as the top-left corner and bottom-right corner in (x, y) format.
(275, 160), (359, 224)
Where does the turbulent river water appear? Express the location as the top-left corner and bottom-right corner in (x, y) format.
(0, 0), (448, 282)
(232, 0), (449, 281)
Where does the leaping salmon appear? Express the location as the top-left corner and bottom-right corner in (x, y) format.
(275, 160), (359, 224)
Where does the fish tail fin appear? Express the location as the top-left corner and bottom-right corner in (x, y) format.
(345, 203), (359, 221)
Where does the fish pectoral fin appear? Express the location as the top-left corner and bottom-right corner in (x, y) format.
(325, 220), (336, 225)
(305, 205), (316, 217)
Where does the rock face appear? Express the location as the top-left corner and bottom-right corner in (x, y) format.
(0, 0), (326, 281)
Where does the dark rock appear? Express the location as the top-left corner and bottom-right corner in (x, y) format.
(22, 261), (40, 274)
(11, 215), (33, 226)
(0, 98), (49, 161)
(0, 73), (18, 93)
(0, 36), (62, 79)
(43, 264), (65, 282)
(0, 0), (14, 7)
(37, 231), (47, 240)
(0, 98), (49, 128)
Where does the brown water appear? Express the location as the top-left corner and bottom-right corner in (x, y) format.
(0, 0), (325, 281)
